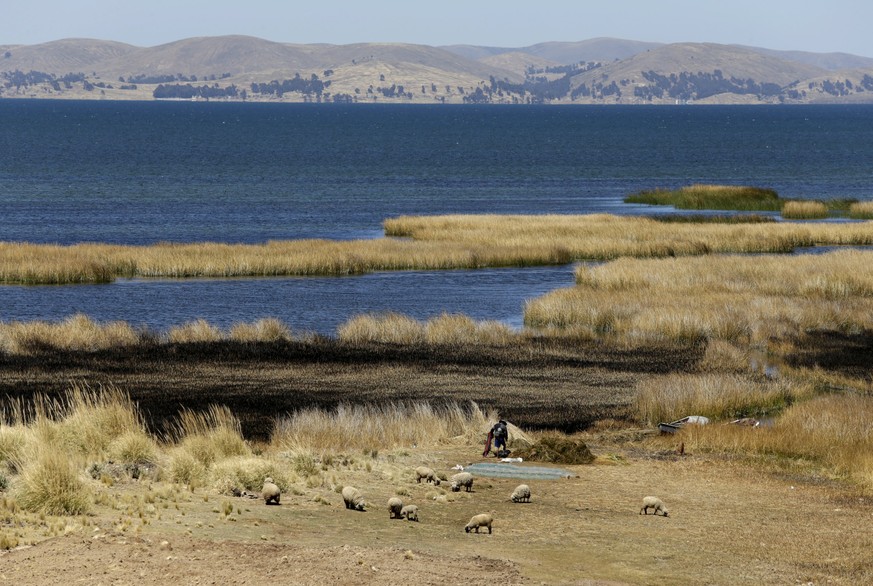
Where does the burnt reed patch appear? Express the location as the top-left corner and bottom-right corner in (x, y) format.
(0, 337), (705, 440)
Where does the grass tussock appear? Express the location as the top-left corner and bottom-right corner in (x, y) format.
(4, 213), (873, 284)
(680, 394), (873, 490)
(848, 201), (873, 220)
(229, 318), (292, 343)
(272, 401), (495, 454)
(525, 249), (873, 345)
(0, 316), (300, 355)
(781, 200), (829, 219)
(338, 312), (517, 346)
(635, 373), (814, 425)
(13, 449), (90, 515)
(0, 314), (140, 355)
(624, 184), (783, 211)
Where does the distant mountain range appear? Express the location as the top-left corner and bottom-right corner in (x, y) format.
(2, 35), (873, 104)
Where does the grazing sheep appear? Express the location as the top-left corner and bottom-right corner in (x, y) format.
(450, 472), (474, 492)
(388, 497), (404, 519)
(342, 486), (367, 511)
(400, 504), (419, 522)
(510, 484), (531, 503)
(414, 466), (441, 485)
(640, 496), (669, 517)
(261, 477), (281, 505)
(464, 513), (493, 534)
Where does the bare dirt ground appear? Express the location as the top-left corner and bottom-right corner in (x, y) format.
(2, 441), (871, 585)
(2, 335), (871, 584)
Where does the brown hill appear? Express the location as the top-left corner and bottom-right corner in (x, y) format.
(571, 42), (826, 88)
(0, 38), (138, 74)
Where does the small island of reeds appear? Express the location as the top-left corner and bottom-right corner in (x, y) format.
(625, 183), (860, 219)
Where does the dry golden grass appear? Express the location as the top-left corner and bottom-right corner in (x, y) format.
(634, 373), (814, 425)
(525, 249), (873, 345)
(3, 214), (873, 284)
(228, 318), (291, 342)
(680, 394), (873, 490)
(272, 401), (496, 454)
(0, 314), (140, 355)
(781, 200), (829, 219)
(849, 201), (873, 219)
(337, 312), (517, 346)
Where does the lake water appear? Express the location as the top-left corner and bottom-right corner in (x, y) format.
(1, 101), (872, 334)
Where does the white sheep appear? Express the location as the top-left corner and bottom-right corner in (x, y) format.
(387, 496), (404, 519)
(400, 504), (419, 522)
(414, 466), (441, 485)
(450, 472), (474, 492)
(342, 486), (367, 511)
(510, 484), (531, 503)
(464, 513), (493, 534)
(261, 477), (280, 505)
(640, 496), (669, 517)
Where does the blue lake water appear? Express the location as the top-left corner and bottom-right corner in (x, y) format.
(1, 101), (872, 334)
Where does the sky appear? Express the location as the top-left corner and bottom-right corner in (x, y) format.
(3, 0), (873, 57)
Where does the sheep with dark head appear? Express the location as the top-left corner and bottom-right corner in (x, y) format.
(464, 513), (493, 534)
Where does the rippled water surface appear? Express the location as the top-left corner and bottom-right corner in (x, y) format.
(2, 101), (871, 331)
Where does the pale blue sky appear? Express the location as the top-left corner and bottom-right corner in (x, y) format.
(3, 0), (873, 57)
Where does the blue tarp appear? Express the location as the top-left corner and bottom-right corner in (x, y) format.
(465, 462), (573, 480)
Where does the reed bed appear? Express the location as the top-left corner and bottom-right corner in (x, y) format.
(624, 184), (783, 210)
(525, 249), (873, 345)
(0, 314), (140, 355)
(635, 373), (814, 425)
(679, 394), (873, 490)
(0, 315), (294, 355)
(271, 400), (496, 454)
(337, 312), (517, 346)
(849, 201), (873, 220)
(4, 214), (873, 284)
(781, 200), (829, 219)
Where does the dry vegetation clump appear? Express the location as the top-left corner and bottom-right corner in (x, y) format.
(634, 373), (814, 425)
(272, 401), (493, 454)
(12, 449), (90, 515)
(229, 317), (291, 342)
(679, 394), (873, 490)
(0, 313), (140, 355)
(781, 200), (829, 219)
(512, 431), (595, 464)
(525, 249), (873, 346)
(167, 319), (223, 344)
(848, 201), (873, 219)
(337, 312), (518, 346)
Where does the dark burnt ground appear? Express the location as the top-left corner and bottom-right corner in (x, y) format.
(784, 330), (873, 382)
(0, 338), (704, 440)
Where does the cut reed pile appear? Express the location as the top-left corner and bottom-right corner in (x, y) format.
(4, 214), (873, 284)
(525, 249), (873, 345)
